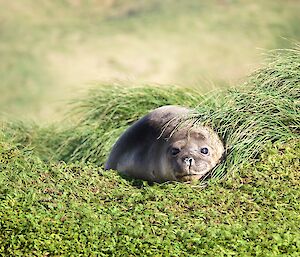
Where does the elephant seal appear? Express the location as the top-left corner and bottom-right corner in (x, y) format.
(105, 106), (224, 183)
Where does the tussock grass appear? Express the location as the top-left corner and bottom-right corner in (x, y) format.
(195, 47), (300, 179)
(0, 120), (70, 162)
(1, 47), (298, 183)
(57, 47), (299, 181)
(57, 85), (206, 164)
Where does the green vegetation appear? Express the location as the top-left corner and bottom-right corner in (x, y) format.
(1, 128), (299, 256)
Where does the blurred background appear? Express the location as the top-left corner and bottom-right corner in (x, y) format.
(1, 0), (300, 122)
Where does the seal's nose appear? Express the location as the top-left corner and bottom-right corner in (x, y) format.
(183, 157), (194, 167)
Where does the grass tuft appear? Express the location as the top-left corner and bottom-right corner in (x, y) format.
(194, 46), (300, 179)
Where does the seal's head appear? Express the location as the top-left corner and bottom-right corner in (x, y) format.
(163, 126), (224, 182)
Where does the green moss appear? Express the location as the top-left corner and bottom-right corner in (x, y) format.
(0, 133), (299, 256)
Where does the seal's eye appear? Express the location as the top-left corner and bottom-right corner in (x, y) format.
(171, 147), (180, 156)
(200, 147), (209, 155)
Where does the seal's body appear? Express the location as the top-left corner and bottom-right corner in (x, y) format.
(105, 106), (224, 183)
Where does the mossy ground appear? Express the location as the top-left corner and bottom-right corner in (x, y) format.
(0, 134), (299, 256)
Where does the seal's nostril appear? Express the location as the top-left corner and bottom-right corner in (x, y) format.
(183, 157), (194, 167)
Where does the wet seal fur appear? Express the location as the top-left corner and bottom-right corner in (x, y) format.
(105, 106), (225, 183)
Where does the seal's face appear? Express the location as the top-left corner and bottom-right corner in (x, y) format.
(165, 128), (224, 182)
